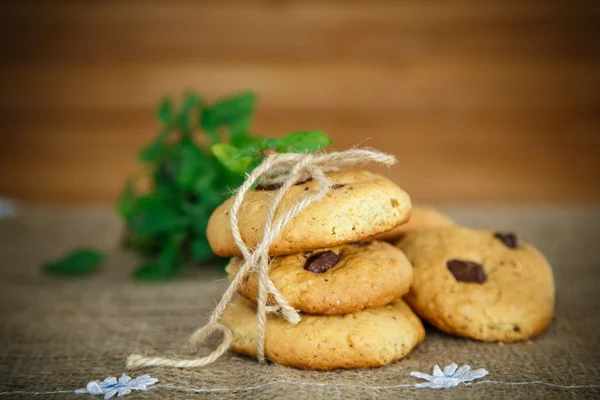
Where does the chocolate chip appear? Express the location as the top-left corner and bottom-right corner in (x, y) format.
(494, 232), (519, 249)
(256, 177), (314, 191)
(255, 182), (283, 191)
(304, 251), (340, 274)
(447, 259), (486, 283)
(331, 184), (346, 189)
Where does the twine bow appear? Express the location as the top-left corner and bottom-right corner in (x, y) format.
(126, 149), (396, 369)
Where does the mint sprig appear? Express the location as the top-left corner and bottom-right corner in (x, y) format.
(42, 91), (332, 281)
(212, 130), (331, 175)
(44, 249), (104, 277)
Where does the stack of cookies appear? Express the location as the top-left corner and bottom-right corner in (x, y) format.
(207, 170), (425, 370)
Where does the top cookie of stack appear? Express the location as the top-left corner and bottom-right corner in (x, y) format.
(207, 170), (412, 256)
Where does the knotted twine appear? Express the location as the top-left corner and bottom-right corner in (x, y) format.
(126, 149), (397, 369)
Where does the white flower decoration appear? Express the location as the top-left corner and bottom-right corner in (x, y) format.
(411, 363), (488, 389)
(75, 374), (158, 399)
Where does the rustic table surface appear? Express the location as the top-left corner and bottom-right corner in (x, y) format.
(1, 206), (599, 399)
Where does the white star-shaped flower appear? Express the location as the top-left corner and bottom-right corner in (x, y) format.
(75, 374), (158, 399)
(411, 363), (488, 389)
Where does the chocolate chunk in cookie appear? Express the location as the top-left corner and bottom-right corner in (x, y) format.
(304, 251), (340, 274)
(494, 232), (519, 249)
(256, 178), (314, 191)
(255, 182), (283, 191)
(447, 259), (486, 283)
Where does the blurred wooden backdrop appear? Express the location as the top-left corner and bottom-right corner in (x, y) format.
(0, 1), (599, 204)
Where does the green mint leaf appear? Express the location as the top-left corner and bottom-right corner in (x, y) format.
(212, 143), (254, 174)
(236, 145), (262, 158)
(139, 128), (170, 163)
(189, 210), (211, 235)
(128, 197), (188, 237)
(155, 158), (180, 188)
(134, 238), (183, 281)
(178, 162), (216, 191)
(278, 131), (332, 153)
(117, 180), (137, 220)
(199, 108), (220, 145)
(178, 93), (202, 137)
(260, 137), (281, 150)
(190, 237), (214, 263)
(139, 141), (164, 163)
(157, 97), (172, 125)
(131, 210), (187, 237)
(202, 91), (256, 146)
(245, 157), (264, 175)
(188, 168), (217, 193)
(176, 139), (212, 189)
(133, 262), (178, 281)
(44, 249), (104, 277)
(210, 91), (256, 125)
(180, 92), (202, 115)
(233, 134), (262, 149)
(229, 116), (254, 146)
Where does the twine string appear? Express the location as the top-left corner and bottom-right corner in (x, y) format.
(127, 149), (396, 370)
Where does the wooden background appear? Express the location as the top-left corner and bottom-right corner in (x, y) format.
(0, 1), (599, 204)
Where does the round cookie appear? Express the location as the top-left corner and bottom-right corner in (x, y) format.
(221, 297), (425, 370)
(397, 227), (555, 342)
(372, 206), (455, 242)
(207, 170), (412, 257)
(226, 241), (413, 315)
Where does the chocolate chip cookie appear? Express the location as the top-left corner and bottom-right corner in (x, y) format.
(226, 241), (413, 315)
(207, 170), (412, 257)
(221, 297), (425, 370)
(397, 227), (555, 342)
(372, 205), (455, 242)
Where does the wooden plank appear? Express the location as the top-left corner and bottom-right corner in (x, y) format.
(0, 0), (598, 203)
(1, 61), (598, 109)
(1, 107), (598, 203)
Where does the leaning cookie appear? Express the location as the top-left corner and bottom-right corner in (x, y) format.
(221, 297), (425, 370)
(371, 206), (455, 242)
(226, 241), (413, 315)
(207, 170), (411, 257)
(397, 227), (555, 342)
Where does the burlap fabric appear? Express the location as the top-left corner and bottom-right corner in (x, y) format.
(0, 206), (599, 399)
